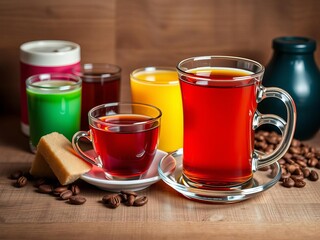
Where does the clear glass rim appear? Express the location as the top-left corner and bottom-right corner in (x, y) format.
(73, 63), (121, 82)
(89, 102), (162, 128)
(176, 55), (265, 82)
(26, 73), (81, 90)
(130, 66), (179, 85)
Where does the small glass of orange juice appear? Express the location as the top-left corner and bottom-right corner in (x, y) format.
(130, 67), (183, 152)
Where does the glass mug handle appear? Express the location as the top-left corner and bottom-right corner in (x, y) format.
(252, 86), (297, 171)
(72, 131), (102, 167)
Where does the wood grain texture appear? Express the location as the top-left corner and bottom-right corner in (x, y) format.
(0, 0), (320, 112)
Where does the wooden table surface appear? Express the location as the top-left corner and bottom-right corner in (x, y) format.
(0, 115), (319, 240)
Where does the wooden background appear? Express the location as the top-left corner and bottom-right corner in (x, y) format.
(1, 0), (319, 116)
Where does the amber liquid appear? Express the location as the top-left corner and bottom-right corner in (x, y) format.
(180, 67), (256, 187)
(81, 73), (120, 130)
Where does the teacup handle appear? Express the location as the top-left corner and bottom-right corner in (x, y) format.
(252, 86), (297, 171)
(72, 131), (102, 167)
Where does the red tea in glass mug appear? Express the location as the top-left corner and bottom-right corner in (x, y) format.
(73, 63), (121, 130)
(72, 103), (161, 180)
(177, 56), (296, 188)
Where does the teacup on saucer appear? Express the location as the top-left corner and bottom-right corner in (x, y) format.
(81, 149), (174, 192)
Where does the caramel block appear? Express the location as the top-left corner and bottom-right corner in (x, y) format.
(37, 132), (92, 185)
(30, 151), (56, 179)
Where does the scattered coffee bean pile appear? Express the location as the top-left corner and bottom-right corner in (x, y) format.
(9, 172), (149, 208)
(9, 172), (86, 205)
(102, 190), (148, 208)
(255, 131), (320, 188)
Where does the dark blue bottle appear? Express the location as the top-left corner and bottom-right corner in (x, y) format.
(259, 36), (320, 140)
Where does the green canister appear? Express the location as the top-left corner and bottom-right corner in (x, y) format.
(259, 36), (320, 140)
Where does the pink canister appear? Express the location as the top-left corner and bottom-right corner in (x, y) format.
(20, 40), (81, 135)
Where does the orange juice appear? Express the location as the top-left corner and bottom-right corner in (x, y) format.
(130, 67), (183, 152)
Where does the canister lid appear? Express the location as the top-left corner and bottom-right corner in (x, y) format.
(272, 36), (316, 53)
(20, 40), (80, 66)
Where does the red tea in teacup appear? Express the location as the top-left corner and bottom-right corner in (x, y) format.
(72, 102), (161, 180)
(91, 114), (159, 178)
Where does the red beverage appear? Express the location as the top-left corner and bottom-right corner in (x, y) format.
(82, 75), (120, 129)
(90, 114), (159, 179)
(180, 67), (257, 187)
(74, 64), (121, 130)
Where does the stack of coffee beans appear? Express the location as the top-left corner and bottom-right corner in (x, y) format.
(255, 131), (320, 188)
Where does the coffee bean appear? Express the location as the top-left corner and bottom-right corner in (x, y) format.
(255, 141), (268, 150)
(10, 170), (23, 180)
(292, 168), (303, 176)
(280, 172), (291, 181)
(60, 190), (73, 200)
(292, 154), (306, 162)
(102, 194), (119, 204)
(296, 160), (307, 168)
(294, 179), (306, 188)
(38, 184), (53, 194)
(281, 168), (287, 175)
(16, 176), (28, 188)
(308, 158), (319, 167)
(304, 152), (315, 159)
(283, 153), (293, 161)
(310, 147), (316, 153)
(126, 195), (136, 206)
(291, 139), (301, 147)
(302, 168), (311, 178)
(70, 185), (80, 195)
(285, 158), (295, 165)
(278, 159), (286, 165)
(69, 195), (86, 205)
(53, 186), (69, 196)
(133, 196), (148, 207)
(120, 190), (138, 197)
(309, 170), (319, 181)
(289, 147), (300, 155)
(265, 146), (274, 153)
(282, 178), (295, 188)
(290, 174), (304, 181)
(108, 195), (121, 208)
(316, 162), (320, 170)
(286, 165), (297, 174)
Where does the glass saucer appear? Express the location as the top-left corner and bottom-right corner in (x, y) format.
(158, 149), (281, 203)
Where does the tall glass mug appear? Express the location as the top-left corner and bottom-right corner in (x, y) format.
(130, 67), (183, 152)
(73, 63), (121, 130)
(26, 73), (82, 152)
(177, 56), (296, 188)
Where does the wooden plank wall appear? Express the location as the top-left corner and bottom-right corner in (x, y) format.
(0, 0), (319, 115)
